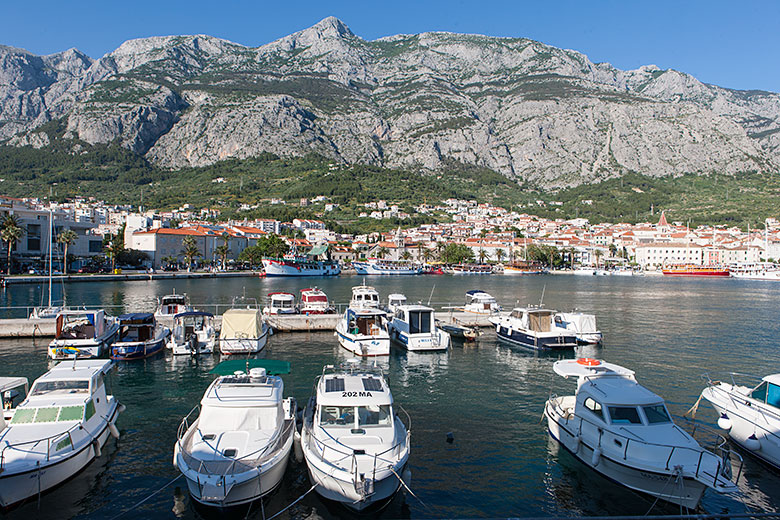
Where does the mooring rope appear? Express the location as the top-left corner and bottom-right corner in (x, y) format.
(264, 483), (318, 520)
(107, 474), (183, 520)
(388, 465), (433, 513)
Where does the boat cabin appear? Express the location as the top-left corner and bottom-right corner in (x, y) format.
(266, 292), (296, 314)
(316, 366), (394, 433)
(345, 309), (386, 336)
(117, 313), (156, 343)
(299, 288), (330, 313)
(173, 311), (214, 337)
(351, 284), (380, 309)
(55, 310), (108, 340)
(747, 375), (780, 409)
(509, 308), (555, 332)
(158, 293), (190, 315)
(393, 305), (434, 334)
(463, 290), (500, 312)
(221, 309), (264, 340)
(386, 294), (407, 313)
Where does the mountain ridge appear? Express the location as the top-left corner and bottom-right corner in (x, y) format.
(2, 17), (779, 187)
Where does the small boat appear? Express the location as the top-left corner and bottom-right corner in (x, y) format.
(48, 309), (120, 360)
(545, 358), (739, 509)
(388, 304), (450, 352)
(0, 360), (123, 510)
(335, 308), (390, 357)
(261, 255), (340, 277)
(421, 265), (444, 275)
(110, 313), (171, 361)
(661, 263), (729, 277)
(436, 321), (478, 342)
(262, 292), (297, 315)
(554, 312), (602, 344)
(1, 377), (28, 423)
(219, 308), (269, 355)
(155, 290), (193, 318)
(700, 373), (780, 469)
(174, 360), (295, 508)
(301, 361), (411, 511)
(446, 263), (493, 275)
(350, 283), (381, 310)
(572, 268), (596, 276)
(353, 259), (423, 275)
(502, 260), (544, 275)
(490, 307), (578, 350)
(167, 311), (216, 356)
(459, 290), (501, 315)
(728, 262), (780, 281)
(385, 293), (407, 315)
(298, 287), (334, 314)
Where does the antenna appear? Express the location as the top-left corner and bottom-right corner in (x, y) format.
(427, 284), (436, 306)
(539, 284), (546, 307)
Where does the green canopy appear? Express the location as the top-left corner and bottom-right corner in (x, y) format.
(210, 359), (291, 376)
(307, 244), (328, 256)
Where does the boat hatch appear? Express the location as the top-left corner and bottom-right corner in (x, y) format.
(10, 403), (89, 424)
(326, 378), (345, 392)
(362, 378), (382, 391)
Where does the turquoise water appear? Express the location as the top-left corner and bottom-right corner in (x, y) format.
(2, 275), (780, 518)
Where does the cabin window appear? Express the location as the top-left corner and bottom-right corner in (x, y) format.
(642, 404), (671, 424)
(767, 384), (780, 408)
(409, 311), (431, 334)
(751, 382), (768, 403)
(583, 397), (604, 421)
(358, 405), (391, 427)
(320, 406), (355, 427)
(85, 399), (96, 420)
(608, 406), (642, 425)
(30, 380), (89, 396)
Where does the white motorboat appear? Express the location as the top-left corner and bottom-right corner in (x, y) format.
(174, 360), (295, 508)
(261, 254), (341, 277)
(335, 308), (390, 357)
(0, 360), (122, 510)
(1, 377), (28, 424)
(298, 287), (334, 314)
(167, 311), (216, 356)
(110, 313), (170, 361)
(385, 293), (407, 315)
(459, 290), (501, 315)
(545, 358), (739, 509)
(48, 309), (120, 360)
(554, 312), (603, 344)
(388, 304), (450, 352)
(700, 373), (780, 469)
(350, 283), (381, 310)
(219, 308), (269, 355)
(262, 292), (297, 315)
(728, 262), (780, 281)
(301, 361), (411, 511)
(155, 290), (192, 318)
(490, 307), (578, 350)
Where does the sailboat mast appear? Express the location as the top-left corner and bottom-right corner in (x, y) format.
(48, 209), (53, 308)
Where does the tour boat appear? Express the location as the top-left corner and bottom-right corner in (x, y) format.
(490, 307), (578, 350)
(167, 311), (216, 356)
(261, 255), (340, 277)
(335, 308), (391, 357)
(219, 308), (269, 355)
(298, 287), (334, 314)
(554, 312), (602, 344)
(700, 373), (780, 469)
(110, 313), (170, 361)
(353, 259), (423, 275)
(459, 290), (501, 315)
(155, 290), (193, 318)
(1, 377), (28, 423)
(728, 262), (780, 281)
(388, 304), (450, 352)
(174, 360), (295, 508)
(350, 283), (381, 310)
(262, 292), (297, 315)
(301, 361), (410, 511)
(48, 309), (120, 360)
(0, 360), (123, 510)
(545, 358), (739, 509)
(446, 264), (493, 275)
(502, 261), (544, 275)
(385, 293), (407, 315)
(661, 264), (729, 277)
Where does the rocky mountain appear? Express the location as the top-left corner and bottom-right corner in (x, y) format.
(2, 17), (779, 187)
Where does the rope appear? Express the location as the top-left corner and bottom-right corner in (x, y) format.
(265, 483), (318, 520)
(107, 474), (183, 520)
(388, 465), (433, 513)
(684, 392), (704, 419)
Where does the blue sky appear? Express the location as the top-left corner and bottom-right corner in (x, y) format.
(3, 0), (778, 92)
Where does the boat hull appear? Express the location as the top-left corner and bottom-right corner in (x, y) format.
(262, 259), (340, 277)
(218, 332), (268, 355)
(496, 325), (577, 350)
(48, 329), (119, 360)
(353, 262), (422, 275)
(110, 335), (167, 360)
(335, 329), (390, 357)
(389, 327), (450, 352)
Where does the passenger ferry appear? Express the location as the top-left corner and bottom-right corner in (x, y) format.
(446, 264), (493, 275)
(353, 259), (422, 275)
(262, 255), (340, 277)
(661, 263), (729, 276)
(502, 261), (544, 275)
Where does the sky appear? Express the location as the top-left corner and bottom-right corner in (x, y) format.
(3, 0), (779, 92)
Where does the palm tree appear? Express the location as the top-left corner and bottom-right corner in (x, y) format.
(594, 248), (603, 268)
(495, 248), (506, 264)
(376, 246), (389, 260)
(57, 228), (78, 274)
(478, 248), (487, 264)
(215, 244), (231, 270)
(181, 236), (200, 272)
(422, 248), (433, 264)
(400, 250), (412, 262)
(1, 215), (25, 275)
(435, 241), (446, 261)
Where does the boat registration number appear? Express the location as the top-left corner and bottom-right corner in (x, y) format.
(342, 391), (373, 397)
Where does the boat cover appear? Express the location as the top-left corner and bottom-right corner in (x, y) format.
(221, 309), (263, 339)
(557, 313), (598, 334)
(118, 312), (155, 325)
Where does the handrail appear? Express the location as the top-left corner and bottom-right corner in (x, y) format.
(0, 421), (83, 472)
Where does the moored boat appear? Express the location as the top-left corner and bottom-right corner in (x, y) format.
(174, 360), (295, 508)
(350, 283), (381, 310)
(262, 292), (297, 315)
(155, 290), (192, 318)
(0, 360), (123, 510)
(219, 308), (269, 355)
(490, 307), (577, 350)
(388, 304), (450, 352)
(353, 259), (422, 275)
(458, 290), (501, 315)
(261, 255), (340, 277)
(110, 313), (170, 361)
(385, 293), (407, 315)
(167, 311), (216, 356)
(301, 361), (410, 511)
(298, 287), (334, 314)
(502, 261), (544, 275)
(48, 309), (120, 360)
(545, 358), (739, 509)
(728, 262), (780, 281)
(554, 312), (602, 344)
(446, 263), (493, 275)
(335, 308), (391, 357)
(661, 263), (729, 276)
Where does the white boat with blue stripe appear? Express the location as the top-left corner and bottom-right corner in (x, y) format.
(388, 304), (450, 352)
(490, 307), (577, 350)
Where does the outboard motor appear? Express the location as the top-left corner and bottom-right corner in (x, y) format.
(187, 334), (198, 356)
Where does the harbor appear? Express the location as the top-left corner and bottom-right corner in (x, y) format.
(1, 274), (779, 519)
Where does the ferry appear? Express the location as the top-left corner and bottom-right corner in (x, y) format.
(262, 255), (340, 277)
(728, 262), (780, 281)
(353, 259), (422, 275)
(446, 264), (493, 275)
(661, 264), (729, 277)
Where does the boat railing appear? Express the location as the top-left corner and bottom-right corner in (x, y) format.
(0, 421), (83, 472)
(701, 372), (780, 435)
(549, 398), (742, 488)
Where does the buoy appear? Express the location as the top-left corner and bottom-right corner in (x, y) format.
(577, 358), (601, 367)
(446, 432), (454, 444)
(118, 403), (127, 413)
(92, 439), (101, 457)
(744, 433), (761, 451)
(109, 422), (120, 439)
(717, 413), (733, 430)
(591, 447), (602, 466)
(402, 468), (412, 487)
(293, 431), (303, 462)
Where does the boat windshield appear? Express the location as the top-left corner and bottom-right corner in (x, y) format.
(320, 405), (355, 426)
(608, 406), (642, 425)
(358, 405), (391, 427)
(642, 404), (671, 424)
(30, 380), (89, 396)
(320, 405), (392, 428)
(305, 295), (327, 302)
(751, 381), (780, 408)
(408, 311), (432, 334)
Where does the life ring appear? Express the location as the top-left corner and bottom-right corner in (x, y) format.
(577, 358), (601, 367)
